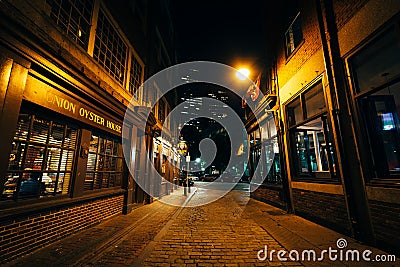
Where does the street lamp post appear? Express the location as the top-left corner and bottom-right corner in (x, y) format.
(177, 140), (188, 196)
(186, 153), (190, 194)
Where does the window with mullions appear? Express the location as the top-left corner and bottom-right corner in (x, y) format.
(129, 54), (143, 98)
(93, 8), (128, 85)
(260, 118), (282, 184)
(292, 117), (336, 178)
(285, 12), (303, 57)
(286, 82), (337, 180)
(2, 115), (77, 200)
(85, 134), (123, 190)
(46, 0), (94, 50)
(349, 26), (400, 179)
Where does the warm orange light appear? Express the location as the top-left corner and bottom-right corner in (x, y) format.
(236, 68), (250, 80)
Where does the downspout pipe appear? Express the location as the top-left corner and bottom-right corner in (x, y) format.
(315, 0), (374, 244)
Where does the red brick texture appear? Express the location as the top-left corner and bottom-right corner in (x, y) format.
(292, 188), (352, 235)
(0, 194), (124, 263)
(251, 186), (285, 209)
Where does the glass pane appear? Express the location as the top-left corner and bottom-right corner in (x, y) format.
(287, 97), (302, 127)
(109, 173), (115, 187)
(351, 27), (400, 93)
(50, 123), (65, 146)
(14, 114), (30, 141)
(269, 119), (277, 137)
(42, 172), (56, 195)
(294, 131), (310, 175)
(89, 135), (99, 152)
(2, 173), (19, 199)
(305, 82), (325, 118)
(96, 154), (105, 171)
(84, 172), (94, 190)
(109, 156), (116, 170)
(94, 173), (102, 189)
(99, 137), (105, 153)
(295, 117), (336, 177)
(64, 127), (78, 149)
(87, 153), (97, 171)
(361, 86), (400, 177)
(19, 172), (41, 197)
(30, 118), (50, 144)
(60, 173), (70, 194)
(105, 139), (113, 155)
(60, 150), (74, 171)
(46, 148), (61, 171)
(24, 145), (45, 170)
(102, 173), (109, 188)
(8, 142), (26, 170)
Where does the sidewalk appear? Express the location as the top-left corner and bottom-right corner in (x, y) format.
(5, 184), (397, 267)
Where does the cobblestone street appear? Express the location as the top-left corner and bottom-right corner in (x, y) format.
(6, 184), (397, 267)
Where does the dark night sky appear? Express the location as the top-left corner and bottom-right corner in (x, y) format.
(171, 0), (267, 67)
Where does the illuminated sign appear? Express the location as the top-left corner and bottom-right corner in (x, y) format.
(24, 76), (122, 135)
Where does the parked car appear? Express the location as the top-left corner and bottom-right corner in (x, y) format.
(201, 174), (218, 182)
(189, 175), (200, 181)
(220, 172), (241, 183)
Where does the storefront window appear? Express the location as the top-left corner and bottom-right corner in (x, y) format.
(85, 134), (123, 190)
(287, 81), (337, 180)
(350, 26), (400, 94)
(249, 117), (282, 185)
(292, 117), (336, 178)
(264, 136), (281, 184)
(358, 82), (400, 178)
(2, 115), (77, 200)
(349, 24), (400, 180)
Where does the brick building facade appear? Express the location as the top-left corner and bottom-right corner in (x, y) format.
(0, 0), (177, 262)
(250, 0), (400, 254)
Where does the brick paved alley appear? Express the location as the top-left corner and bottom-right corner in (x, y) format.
(5, 184), (397, 267)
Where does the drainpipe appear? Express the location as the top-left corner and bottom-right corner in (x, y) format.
(315, 0), (374, 244)
(272, 59), (293, 213)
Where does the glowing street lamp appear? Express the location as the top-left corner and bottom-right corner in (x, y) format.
(235, 68), (250, 80)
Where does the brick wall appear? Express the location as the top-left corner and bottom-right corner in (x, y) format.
(0, 194), (124, 263)
(251, 186), (285, 209)
(369, 200), (400, 254)
(333, 0), (369, 30)
(276, 0), (322, 88)
(292, 188), (351, 235)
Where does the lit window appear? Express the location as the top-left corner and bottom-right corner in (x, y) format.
(93, 9), (128, 85)
(46, 0), (94, 49)
(85, 134), (123, 190)
(285, 12), (303, 57)
(349, 26), (400, 179)
(129, 55), (143, 98)
(2, 114), (77, 200)
(286, 82), (337, 180)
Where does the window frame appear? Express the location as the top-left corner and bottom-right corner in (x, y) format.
(285, 81), (338, 182)
(345, 18), (400, 186)
(46, 0), (145, 101)
(2, 114), (78, 201)
(285, 12), (304, 58)
(46, 0), (95, 50)
(84, 132), (123, 191)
